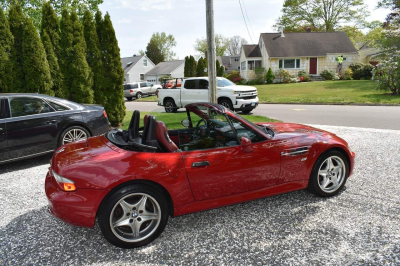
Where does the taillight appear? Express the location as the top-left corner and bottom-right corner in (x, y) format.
(130, 89), (134, 93)
(52, 170), (76, 191)
(103, 110), (107, 118)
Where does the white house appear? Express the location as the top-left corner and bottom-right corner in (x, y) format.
(121, 55), (155, 84)
(240, 31), (359, 80)
(145, 60), (185, 85)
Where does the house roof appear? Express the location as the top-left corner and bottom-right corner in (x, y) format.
(121, 55), (144, 74)
(216, 56), (231, 66)
(243, 45), (262, 57)
(145, 60), (184, 76)
(260, 32), (358, 57)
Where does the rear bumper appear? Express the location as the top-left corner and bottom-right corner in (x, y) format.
(45, 169), (109, 228)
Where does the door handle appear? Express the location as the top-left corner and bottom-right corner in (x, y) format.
(191, 161), (210, 168)
(46, 119), (57, 124)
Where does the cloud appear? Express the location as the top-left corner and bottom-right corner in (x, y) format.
(117, 0), (173, 10)
(117, 18), (132, 24)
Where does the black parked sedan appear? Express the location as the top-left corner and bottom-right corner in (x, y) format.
(0, 93), (110, 164)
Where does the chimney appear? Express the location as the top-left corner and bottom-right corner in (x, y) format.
(133, 54), (137, 57)
(280, 26), (285, 37)
(306, 27), (311, 33)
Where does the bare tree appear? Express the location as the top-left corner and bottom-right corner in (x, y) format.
(227, 36), (247, 56)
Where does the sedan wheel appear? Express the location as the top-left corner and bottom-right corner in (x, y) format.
(59, 126), (89, 146)
(99, 185), (169, 248)
(136, 92), (142, 99)
(308, 151), (349, 197)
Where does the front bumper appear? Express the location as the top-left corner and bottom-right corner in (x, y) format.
(45, 169), (109, 228)
(234, 97), (259, 111)
(349, 151), (356, 177)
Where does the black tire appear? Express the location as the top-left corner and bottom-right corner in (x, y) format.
(136, 92), (143, 99)
(98, 184), (169, 249)
(242, 109), (252, 114)
(219, 99), (233, 111)
(126, 97), (133, 101)
(164, 99), (177, 113)
(58, 125), (90, 147)
(308, 150), (349, 197)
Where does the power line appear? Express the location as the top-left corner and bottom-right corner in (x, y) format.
(241, 0), (257, 42)
(238, 0), (254, 43)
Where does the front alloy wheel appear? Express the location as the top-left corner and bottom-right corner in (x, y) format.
(99, 185), (169, 248)
(308, 150), (349, 197)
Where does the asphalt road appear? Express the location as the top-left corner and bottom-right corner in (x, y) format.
(126, 101), (400, 130)
(1, 125), (399, 265)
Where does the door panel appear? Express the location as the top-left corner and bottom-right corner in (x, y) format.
(0, 118), (7, 162)
(309, 58), (317, 75)
(182, 142), (281, 201)
(140, 82), (149, 94)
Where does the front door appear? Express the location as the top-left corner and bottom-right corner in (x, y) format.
(181, 79), (208, 107)
(309, 58), (317, 75)
(181, 109), (281, 201)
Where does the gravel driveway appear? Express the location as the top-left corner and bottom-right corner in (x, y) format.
(1, 125), (399, 265)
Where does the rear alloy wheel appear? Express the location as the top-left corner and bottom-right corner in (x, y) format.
(308, 151), (349, 197)
(59, 126), (90, 146)
(219, 99), (233, 111)
(99, 185), (169, 248)
(136, 92), (143, 99)
(164, 99), (177, 113)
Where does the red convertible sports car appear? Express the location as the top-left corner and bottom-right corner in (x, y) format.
(46, 102), (355, 248)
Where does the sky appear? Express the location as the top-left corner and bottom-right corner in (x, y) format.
(99, 0), (391, 60)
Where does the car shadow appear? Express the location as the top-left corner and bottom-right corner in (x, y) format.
(0, 154), (52, 175)
(0, 189), (346, 265)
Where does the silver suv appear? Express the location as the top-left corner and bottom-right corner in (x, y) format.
(123, 82), (161, 101)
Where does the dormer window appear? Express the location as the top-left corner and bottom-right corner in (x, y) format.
(143, 59), (148, 67)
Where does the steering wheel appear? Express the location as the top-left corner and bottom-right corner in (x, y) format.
(193, 118), (207, 139)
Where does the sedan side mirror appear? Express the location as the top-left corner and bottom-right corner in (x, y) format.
(240, 137), (253, 153)
(181, 119), (190, 128)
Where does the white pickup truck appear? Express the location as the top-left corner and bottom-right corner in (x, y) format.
(157, 77), (259, 114)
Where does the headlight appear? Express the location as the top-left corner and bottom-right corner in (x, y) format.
(52, 170), (76, 191)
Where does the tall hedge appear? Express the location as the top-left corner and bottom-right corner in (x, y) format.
(197, 57), (207, 77)
(97, 12), (125, 126)
(23, 18), (54, 95)
(0, 8), (14, 93)
(184, 56), (189, 77)
(83, 10), (105, 106)
(41, 2), (64, 97)
(8, 4), (25, 92)
(60, 9), (93, 103)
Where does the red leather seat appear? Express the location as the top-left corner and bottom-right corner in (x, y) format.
(155, 121), (179, 152)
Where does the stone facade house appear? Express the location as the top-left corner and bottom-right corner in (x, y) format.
(240, 32), (358, 80)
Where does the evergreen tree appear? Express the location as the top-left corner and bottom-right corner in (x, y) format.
(23, 18), (53, 95)
(95, 11), (103, 46)
(60, 9), (93, 103)
(197, 57), (206, 77)
(218, 65), (225, 77)
(83, 9), (105, 106)
(41, 2), (64, 97)
(184, 56), (189, 77)
(0, 8), (14, 93)
(216, 60), (221, 76)
(97, 12), (125, 126)
(145, 38), (165, 65)
(190, 56), (197, 77)
(8, 4), (25, 92)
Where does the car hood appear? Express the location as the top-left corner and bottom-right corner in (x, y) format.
(218, 85), (257, 92)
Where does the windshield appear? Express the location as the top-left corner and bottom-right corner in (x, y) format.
(217, 78), (235, 87)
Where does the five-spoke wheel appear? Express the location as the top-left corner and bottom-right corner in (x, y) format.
(99, 185), (169, 248)
(309, 150), (349, 197)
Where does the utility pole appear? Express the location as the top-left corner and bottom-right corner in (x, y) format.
(206, 0), (217, 104)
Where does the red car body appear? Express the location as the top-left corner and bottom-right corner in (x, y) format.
(46, 104), (355, 229)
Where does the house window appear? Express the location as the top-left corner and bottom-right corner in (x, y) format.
(234, 57), (239, 61)
(279, 59), (301, 69)
(238, 66), (240, 70)
(143, 59), (148, 67)
(140, 74), (144, 80)
(241, 61), (246, 70)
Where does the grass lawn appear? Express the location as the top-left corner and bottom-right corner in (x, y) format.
(132, 80), (400, 105)
(121, 111), (279, 130)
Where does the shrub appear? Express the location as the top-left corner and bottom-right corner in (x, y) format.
(349, 63), (374, 80)
(226, 70), (240, 81)
(274, 69), (291, 83)
(290, 77), (299, 83)
(373, 51), (400, 95)
(158, 75), (173, 82)
(233, 77), (242, 83)
(297, 70), (310, 82)
(254, 67), (265, 84)
(320, 69), (338, 80)
(303, 75), (311, 82)
(344, 68), (353, 80)
(266, 68), (274, 84)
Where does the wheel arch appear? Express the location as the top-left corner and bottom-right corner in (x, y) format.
(57, 123), (93, 146)
(96, 179), (175, 219)
(312, 146), (351, 175)
(163, 97), (176, 106)
(218, 96), (233, 106)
